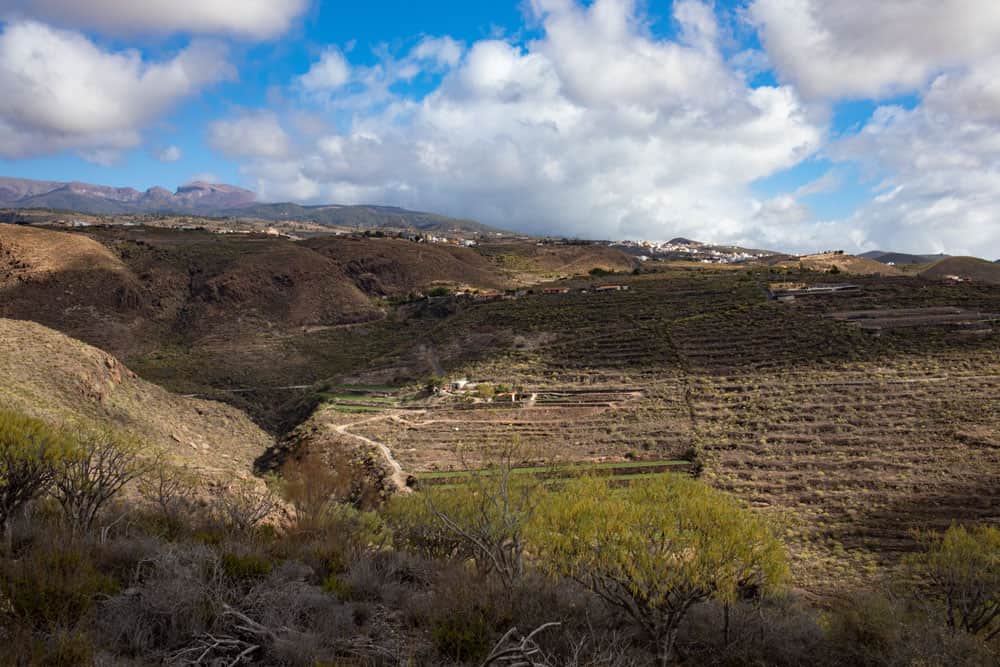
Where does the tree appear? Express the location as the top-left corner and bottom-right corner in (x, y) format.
(527, 475), (788, 665)
(0, 410), (74, 538)
(387, 451), (545, 593)
(51, 426), (150, 534)
(905, 524), (1000, 640)
(213, 477), (280, 533)
(137, 459), (199, 525)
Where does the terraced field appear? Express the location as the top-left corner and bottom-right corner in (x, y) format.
(337, 265), (1000, 591)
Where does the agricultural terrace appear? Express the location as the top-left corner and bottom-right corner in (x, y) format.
(341, 265), (1000, 592)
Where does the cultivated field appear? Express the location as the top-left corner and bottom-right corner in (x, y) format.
(302, 266), (1000, 591)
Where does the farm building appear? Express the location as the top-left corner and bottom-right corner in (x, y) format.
(595, 284), (629, 292)
(543, 287), (571, 294)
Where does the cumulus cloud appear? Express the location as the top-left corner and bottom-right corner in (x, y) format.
(0, 0), (309, 39)
(831, 71), (1000, 257)
(157, 146), (183, 162)
(208, 113), (291, 159)
(0, 21), (233, 160)
(227, 0), (822, 246)
(749, 0), (1000, 99)
(298, 48), (351, 91)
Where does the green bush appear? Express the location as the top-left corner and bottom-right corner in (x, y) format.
(221, 551), (273, 581)
(2, 544), (119, 630)
(321, 573), (354, 600)
(431, 611), (490, 662)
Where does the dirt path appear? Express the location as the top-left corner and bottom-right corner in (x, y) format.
(331, 412), (413, 493)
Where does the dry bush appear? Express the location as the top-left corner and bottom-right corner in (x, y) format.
(825, 591), (997, 667)
(95, 543), (224, 657)
(51, 426), (151, 535)
(136, 461), (200, 528)
(211, 477), (281, 534)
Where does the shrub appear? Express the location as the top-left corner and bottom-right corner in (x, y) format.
(51, 426), (150, 535)
(431, 611), (490, 662)
(2, 542), (119, 630)
(904, 523), (1000, 639)
(0, 410), (75, 536)
(528, 474), (788, 663)
(222, 551), (273, 582)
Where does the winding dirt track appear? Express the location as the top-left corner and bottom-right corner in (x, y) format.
(330, 412), (417, 493)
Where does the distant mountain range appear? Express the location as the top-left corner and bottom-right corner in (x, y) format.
(0, 176), (501, 236)
(0, 177), (255, 214)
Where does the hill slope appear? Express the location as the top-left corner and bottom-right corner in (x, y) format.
(302, 236), (508, 295)
(0, 224), (386, 354)
(0, 319), (272, 480)
(0, 224), (148, 353)
(775, 252), (904, 276)
(227, 203), (502, 236)
(920, 256), (1000, 284)
(860, 250), (950, 265)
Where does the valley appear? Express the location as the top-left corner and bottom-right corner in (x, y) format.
(2, 218), (998, 595)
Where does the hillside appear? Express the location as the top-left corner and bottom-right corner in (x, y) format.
(776, 252), (904, 276)
(861, 250), (950, 265)
(303, 236), (508, 295)
(227, 202), (502, 236)
(920, 256), (1000, 284)
(477, 240), (638, 276)
(0, 224), (149, 353)
(0, 318), (272, 481)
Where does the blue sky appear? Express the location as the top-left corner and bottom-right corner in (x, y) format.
(0, 1), (998, 256)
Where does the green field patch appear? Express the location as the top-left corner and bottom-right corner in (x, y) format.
(416, 459), (691, 486)
(325, 405), (386, 414)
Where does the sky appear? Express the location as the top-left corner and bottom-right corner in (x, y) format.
(0, 1), (998, 257)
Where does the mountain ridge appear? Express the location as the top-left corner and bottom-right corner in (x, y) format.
(0, 176), (503, 236)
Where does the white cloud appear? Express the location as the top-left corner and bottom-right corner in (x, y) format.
(411, 36), (464, 69)
(228, 0), (822, 247)
(749, 0), (1000, 99)
(0, 0), (309, 40)
(208, 113), (291, 159)
(189, 172), (220, 184)
(832, 74), (1000, 257)
(157, 145), (183, 162)
(0, 21), (233, 160)
(298, 48), (351, 91)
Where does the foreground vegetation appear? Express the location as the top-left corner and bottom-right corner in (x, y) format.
(1, 411), (997, 665)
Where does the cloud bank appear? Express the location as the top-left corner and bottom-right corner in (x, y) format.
(0, 0), (308, 39)
(231, 0), (824, 247)
(0, 21), (233, 161)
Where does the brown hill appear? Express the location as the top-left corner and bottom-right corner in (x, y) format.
(302, 236), (508, 295)
(0, 224), (148, 353)
(140, 238), (383, 341)
(0, 224), (385, 354)
(477, 241), (638, 277)
(0, 318), (272, 481)
(920, 256), (1000, 285)
(777, 252), (903, 276)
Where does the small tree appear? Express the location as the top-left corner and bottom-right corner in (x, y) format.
(388, 450), (544, 593)
(0, 410), (74, 538)
(51, 426), (150, 534)
(528, 475), (788, 665)
(213, 477), (280, 533)
(905, 524), (1000, 640)
(138, 459), (199, 525)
